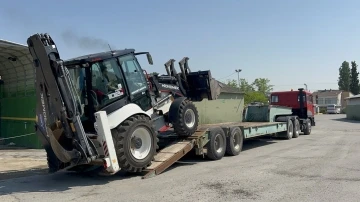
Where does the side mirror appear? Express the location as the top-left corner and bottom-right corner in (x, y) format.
(146, 53), (153, 65)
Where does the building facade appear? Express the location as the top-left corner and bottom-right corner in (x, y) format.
(312, 89), (353, 110)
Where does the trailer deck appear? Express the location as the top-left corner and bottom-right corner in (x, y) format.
(142, 121), (288, 179)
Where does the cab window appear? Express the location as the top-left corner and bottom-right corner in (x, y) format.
(118, 55), (147, 96)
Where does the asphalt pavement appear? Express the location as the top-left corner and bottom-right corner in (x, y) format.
(1, 114), (360, 202)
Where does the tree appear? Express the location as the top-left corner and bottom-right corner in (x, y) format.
(226, 78), (271, 105)
(350, 61), (360, 95)
(338, 61), (351, 91)
(252, 78), (273, 95)
(226, 79), (255, 92)
(239, 79), (255, 92)
(244, 91), (268, 106)
(226, 79), (238, 88)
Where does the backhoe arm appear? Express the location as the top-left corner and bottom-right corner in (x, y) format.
(27, 33), (97, 166)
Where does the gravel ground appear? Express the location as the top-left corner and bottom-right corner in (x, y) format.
(0, 148), (48, 181)
(1, 114), (360, 202)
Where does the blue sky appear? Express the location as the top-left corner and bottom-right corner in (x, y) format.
(1, 0), (360, 92)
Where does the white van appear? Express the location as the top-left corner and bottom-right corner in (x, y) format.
(326, 104), (341, 114)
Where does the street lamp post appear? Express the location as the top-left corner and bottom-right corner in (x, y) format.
(235, 69), (242, 89)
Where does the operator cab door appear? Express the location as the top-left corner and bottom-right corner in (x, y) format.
(118, 54), (152, 111)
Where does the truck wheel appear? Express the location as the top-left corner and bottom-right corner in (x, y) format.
(292, 119), (300, 138)
(168, 97), (199, 136)
(225, 127), (243, 156)
(280, 119), (293, 140)
(303, 119), (312, 135)
(206, 127), (226, 160)
(111, 114), (158, 173)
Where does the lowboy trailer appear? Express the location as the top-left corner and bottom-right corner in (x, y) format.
(139, 104), (303, 179)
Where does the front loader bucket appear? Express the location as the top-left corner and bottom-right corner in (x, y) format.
(185, 70), (221, 101)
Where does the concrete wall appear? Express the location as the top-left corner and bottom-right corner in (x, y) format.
(346, 97), (360, 120)
(193, 92), (244, 124)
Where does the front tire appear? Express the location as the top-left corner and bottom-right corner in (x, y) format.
(111, 114), (158, 173)
(169, 97), (199, 136)
(303, 119), (312, 135)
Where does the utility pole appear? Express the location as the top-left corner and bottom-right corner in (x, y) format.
(235, 69), (242, 89)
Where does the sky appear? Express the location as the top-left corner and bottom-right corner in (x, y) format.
(1, 0), (360, 92)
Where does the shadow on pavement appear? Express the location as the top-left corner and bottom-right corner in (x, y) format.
(0, 136), (282, 195)
(331, 117), (360, 123)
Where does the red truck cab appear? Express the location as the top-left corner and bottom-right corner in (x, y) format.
(270, 88), (315, 126)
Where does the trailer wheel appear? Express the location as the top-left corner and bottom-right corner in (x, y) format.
(111, 114), (158, 173)
(206, 127), (226, 160)
(279, 119), (294, 140)
(292, 119), (300, 138)
(225, 127), (243, 156)
(303, 119), (312, 135)
(168, 97), (199, 136)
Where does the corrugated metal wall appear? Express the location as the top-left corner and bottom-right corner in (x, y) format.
(0, 42), (42, 149)
(0, 88), (41, 148)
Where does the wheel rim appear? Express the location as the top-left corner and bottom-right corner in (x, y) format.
(233, 131), (241, 150)
(130, 127), (152, 160)
(214, 134), (224, 153)
(308, 122), (311, 132)
(184, 108), (196, 128)
(288, 124), (293, 137)
(295, 122), (300, 135)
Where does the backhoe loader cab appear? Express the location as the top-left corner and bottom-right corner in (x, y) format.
(64, 49), (155, 131)
(27, 33), (219, 175)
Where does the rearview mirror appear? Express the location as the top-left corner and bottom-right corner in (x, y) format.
(146, 53), (153, 65)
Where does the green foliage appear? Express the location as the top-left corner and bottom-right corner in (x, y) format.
(252, 78), (274, 95)
(240, 79), (255, 92)
(226, 79), (238, 88)
(350, 61), (360, 95)
(338, 61), (351, 91)
(244, 91), (268, 106)
(226, 78), (271, 105)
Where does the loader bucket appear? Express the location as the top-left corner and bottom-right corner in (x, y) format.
(185, 70), (221, 101)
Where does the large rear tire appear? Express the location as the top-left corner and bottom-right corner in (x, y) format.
(169, 97), (199, 136)
(225, 126), (243, 156)
(206, 127), (226, 160)
(111, 114), (158, 173)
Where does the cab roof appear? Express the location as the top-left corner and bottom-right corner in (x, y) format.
(64, 48), (135, 67)
(271, 90), (312, 95)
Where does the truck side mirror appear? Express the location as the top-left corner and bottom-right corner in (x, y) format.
(146, 53), (153, 65)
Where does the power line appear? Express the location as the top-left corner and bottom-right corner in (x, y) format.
(217, 71), (237, 80)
